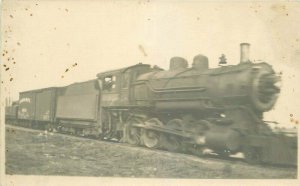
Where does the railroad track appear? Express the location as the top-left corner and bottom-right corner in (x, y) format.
(5, 124), (296, 170)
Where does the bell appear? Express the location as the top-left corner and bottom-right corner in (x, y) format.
(219, 54), (227, 66)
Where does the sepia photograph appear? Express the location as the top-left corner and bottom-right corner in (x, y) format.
(0, 0), (299, 185)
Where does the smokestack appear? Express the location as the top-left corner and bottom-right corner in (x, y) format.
(240, 43), (250, 63)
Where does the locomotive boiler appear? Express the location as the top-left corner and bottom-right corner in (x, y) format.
(5, 43), (297, 166)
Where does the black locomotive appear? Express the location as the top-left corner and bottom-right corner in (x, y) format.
(5, 43), (297, 166)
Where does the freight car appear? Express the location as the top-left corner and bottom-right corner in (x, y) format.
(5, 101), (18, 125)
(13, 87), (64, 129)
(5, 43), (297, 166)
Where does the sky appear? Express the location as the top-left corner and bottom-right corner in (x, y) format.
(1, 0), (299, 128)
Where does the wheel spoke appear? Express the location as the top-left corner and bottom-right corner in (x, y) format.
(141, 129), (161, 148)
(161, 134), (182, 152)
(125, 124), (141, 145)
(140, 118), (164, 149)
(161, 119), (185, 151)
(243, 147), (262, 164)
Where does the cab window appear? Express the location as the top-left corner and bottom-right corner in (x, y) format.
(103, 75), (116, 91)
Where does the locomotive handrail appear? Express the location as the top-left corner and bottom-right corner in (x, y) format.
(135, 63), (256, 82)
(142, 81), (207, 93)
(148, 97), (211, 101)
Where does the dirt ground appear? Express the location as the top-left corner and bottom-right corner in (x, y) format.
(5, 125), (297, 178)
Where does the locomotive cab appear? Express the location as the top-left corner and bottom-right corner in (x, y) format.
(96, 63), (152, 107)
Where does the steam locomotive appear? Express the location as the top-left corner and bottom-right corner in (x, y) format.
(5, 43), (297, 166)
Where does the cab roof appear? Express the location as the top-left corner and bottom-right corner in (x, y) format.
(96, 63), (150, 78)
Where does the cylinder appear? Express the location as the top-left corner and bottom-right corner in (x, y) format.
(240, 43), (250, 63)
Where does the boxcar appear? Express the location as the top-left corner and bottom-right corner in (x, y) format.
(5, 101), (19, 124)
(17, 87), (62, 128)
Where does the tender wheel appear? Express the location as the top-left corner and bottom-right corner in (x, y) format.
(75, 128), (83, 136)
(141, 118), (164, 149)
(46, 123), (53, 132)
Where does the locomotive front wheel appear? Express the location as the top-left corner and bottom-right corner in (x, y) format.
(243, 147), (262, 164)
(216, 150), (231, 158)
(188, 145), (205, 157)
